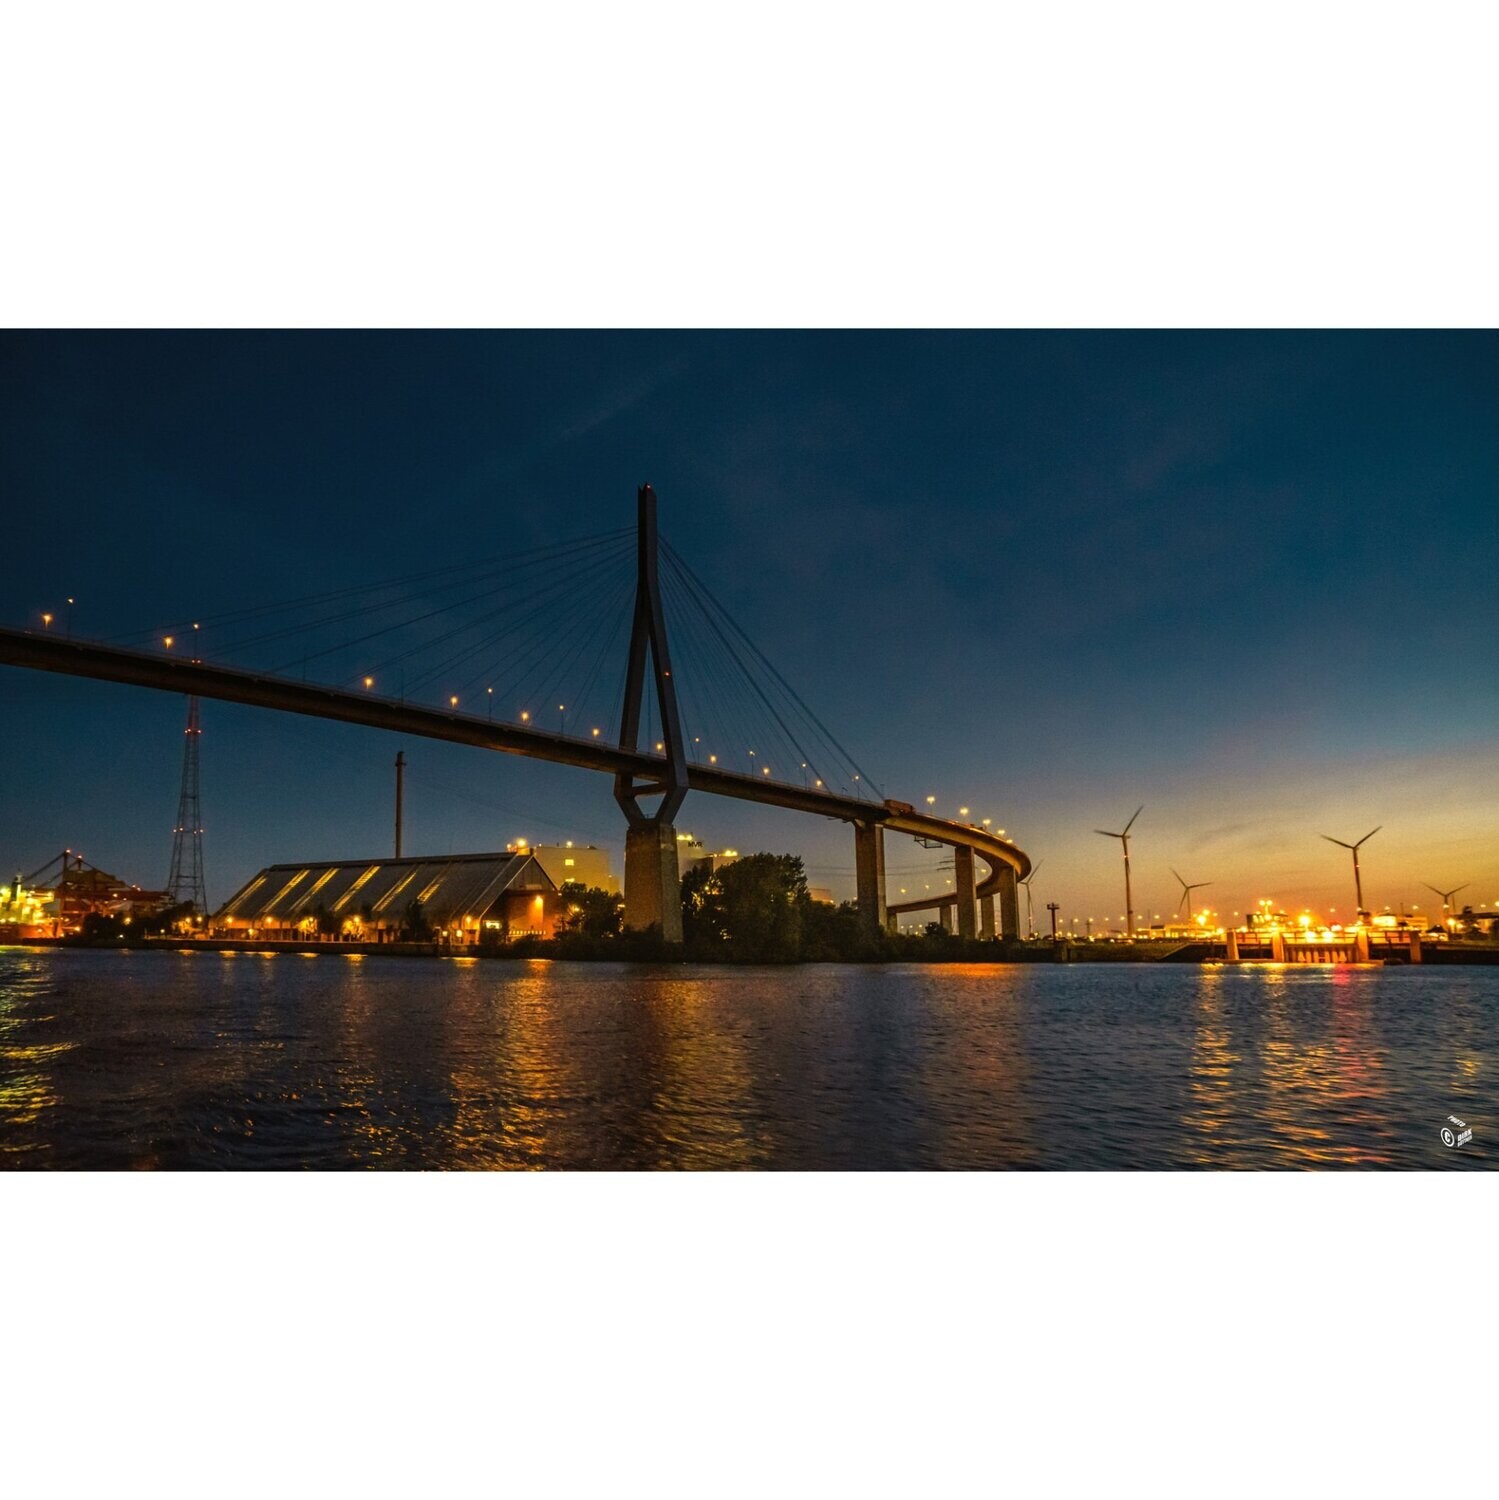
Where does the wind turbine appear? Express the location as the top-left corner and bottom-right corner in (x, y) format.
(1320, 826), (1380, 915)
(1171, 868), (1212, 922)
(1423, 882), (1468, 924)
(1095, 806), (1143, 936)
(1018, 860), (1043, 938)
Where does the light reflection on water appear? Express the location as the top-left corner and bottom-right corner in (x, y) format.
(0, 947), (1493, 1170)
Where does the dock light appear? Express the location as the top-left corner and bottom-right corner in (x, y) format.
(163, 635), (174, 648)
(959, 806), (969, 816)
(926, 796), (936, 805)
(982, 818), (991, 827)
(41, 612), (53, 628)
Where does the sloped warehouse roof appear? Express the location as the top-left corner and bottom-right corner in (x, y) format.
(214, 851), (556, 927)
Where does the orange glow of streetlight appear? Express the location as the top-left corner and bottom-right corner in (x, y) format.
(363, 676), (374, 689)
(163, 635), (174, 648)
(450, 695), (459, 708)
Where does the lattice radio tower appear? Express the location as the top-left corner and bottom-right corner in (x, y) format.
(167, 695), (208, 913)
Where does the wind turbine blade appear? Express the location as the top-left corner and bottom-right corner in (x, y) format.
(1357, 826), (1382, 847)
(1321, 834), (1353, 849)
(1171, 867), (1185, 888)
(1452, 884), (1469, 898)
(1095, 830), (1121, 839)
(1123, 805), (1143, 835)
(1423, 883), (1445, 899)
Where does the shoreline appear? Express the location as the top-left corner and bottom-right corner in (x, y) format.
(7, 936), (1499, 966)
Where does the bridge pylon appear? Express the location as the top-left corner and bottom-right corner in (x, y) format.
(614, 484), (689, 942)
(853, 820), (887, 936)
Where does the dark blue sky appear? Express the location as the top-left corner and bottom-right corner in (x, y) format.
(4, 331), (1496, 920)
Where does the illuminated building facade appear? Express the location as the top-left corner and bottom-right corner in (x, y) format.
(213, 851), (562, 944)
(0, 876), (60, 938)
(521, 843), (619, 894)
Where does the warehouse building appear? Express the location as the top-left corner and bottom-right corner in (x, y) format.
(213, 850), (561, 944)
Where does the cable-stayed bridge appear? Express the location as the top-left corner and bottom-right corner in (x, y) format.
(0, 486), (1029, 940)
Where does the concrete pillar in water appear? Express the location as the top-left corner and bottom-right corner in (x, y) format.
(1271, 931), (1286, 962)
(978, 892), (996, 940)
(954, 845), (977, 939)
(996, 865), (1020, 940)
(1355, 926), (1371, 963)
(1225, 928), (1240, 963)
(624, 822), (683, 942)
(853, 820), (887, 936)
(1408, 928), (1423, 964)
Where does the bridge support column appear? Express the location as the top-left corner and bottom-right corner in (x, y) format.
(624, 822), (683, 942)
(954, 845), (977, 939)
(1225, 928), (1240, 963)
(938, 901), (954, 934)
(1408, 929), (1423, 964)
(853, 820), (886, 936)
(979, 893), (996, 940)
(996, 865), (1020, 940)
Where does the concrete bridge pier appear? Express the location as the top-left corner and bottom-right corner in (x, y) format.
(979, 893), (996, 940)
(854, 820), (887, 935)
(954, 845), (977, 938)
(995, 865), (1020, 940)
(624, 822), (683, 942)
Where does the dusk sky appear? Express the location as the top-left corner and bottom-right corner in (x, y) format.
(4, 330), (1496, 923)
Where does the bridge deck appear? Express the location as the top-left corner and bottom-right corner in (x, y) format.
(0, 626), (1030, 887)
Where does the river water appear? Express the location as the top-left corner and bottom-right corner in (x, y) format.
(0, 947), (1492, 1169)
